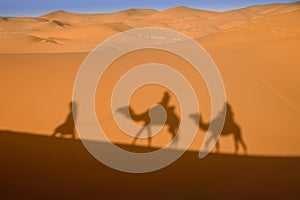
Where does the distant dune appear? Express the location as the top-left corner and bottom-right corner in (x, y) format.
(0, 2), (299, 53)
(0, 130), (299, 199)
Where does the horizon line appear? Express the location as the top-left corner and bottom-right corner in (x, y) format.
(1, 1), (298, 18)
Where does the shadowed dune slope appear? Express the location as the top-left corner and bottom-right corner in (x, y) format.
(0, 130), (299, 199)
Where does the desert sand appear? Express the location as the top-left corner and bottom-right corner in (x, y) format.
(0, 2), (300, 157)
(0, 130), (299, 199)
(1, 2), (300, 199)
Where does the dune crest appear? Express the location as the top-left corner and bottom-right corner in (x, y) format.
(0, 2), (299, 53)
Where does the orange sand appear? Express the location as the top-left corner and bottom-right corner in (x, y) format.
(0, 2), (299, 156)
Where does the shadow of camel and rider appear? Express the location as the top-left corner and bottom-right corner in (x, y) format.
(190, 103), (247, 155)
(117, 91), (247, 155)
(53, 92), (247, 155)
(117, 91), (180, 147)
(51, 94), (180, 146)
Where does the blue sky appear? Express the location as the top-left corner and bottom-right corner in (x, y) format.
(0, 0), (298, 17)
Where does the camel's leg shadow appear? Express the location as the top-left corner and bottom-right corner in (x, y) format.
(233, 125), (247, 155)
(169, 135), (179, 149)
(132, 127), (146, 146)
(146, 126), (152, 147)
(202, 135), (219, 153)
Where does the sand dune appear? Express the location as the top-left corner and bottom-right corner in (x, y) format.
(0, 2), (299, 157)
(0, 2), (299, 53)
(41, 8), (158, 24)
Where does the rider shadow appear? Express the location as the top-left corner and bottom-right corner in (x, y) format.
(190, 103), (247, 155)
(52, 101), (77, 139)
(117, 91), (180, 148)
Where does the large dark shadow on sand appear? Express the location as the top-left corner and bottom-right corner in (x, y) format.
(0, 130), (299, 199)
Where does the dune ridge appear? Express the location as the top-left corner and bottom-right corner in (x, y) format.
(0, 2), (299, 53)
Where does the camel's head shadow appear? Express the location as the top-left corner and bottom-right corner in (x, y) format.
(189, 113), (200, 123)
(116, 106), (130, 118)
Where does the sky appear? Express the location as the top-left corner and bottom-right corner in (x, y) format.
(0, 0), (298, 17)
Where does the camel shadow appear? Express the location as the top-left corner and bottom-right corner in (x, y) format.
(52, 101), (77, 139)
(117, 91), (180, 147)
(190, 103), (247, 155)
